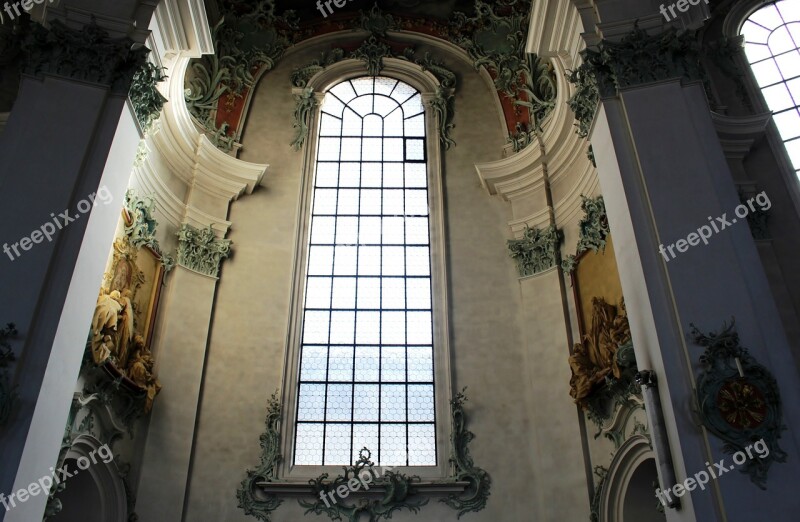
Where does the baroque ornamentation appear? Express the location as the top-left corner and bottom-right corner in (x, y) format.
(0, 322), (17, 427)
(185, 1), (298, 151)
(507, 224), (562, 277)
(567, 26), (748, 137)
(441, 388), (491, 517)
(176, 224), (232, 278)
(299, 448), (428, 521)
(291, 87), (319, 151)
(129, 61), (168, 135)
(45, 371), (141, 521)
(562, 195), (609, 275)
(237, 392), (283, 521)
(124, 189), (175, 272)
(91, 237), (162, 414)
(569, 298), (639, 429)
(691, 320), (787, 488)
(589, 466), (608, 522)
(239, 389), (490, 521)
(20, 20), (149, 94)
(450, 0), (556, 128)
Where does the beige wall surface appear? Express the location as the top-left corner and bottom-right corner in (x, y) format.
(177, 37), (588, 522)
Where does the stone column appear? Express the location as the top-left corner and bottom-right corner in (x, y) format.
(577, 26), (800, 522)
(135, 224), (232, 522)
(0, 3), (157, 520)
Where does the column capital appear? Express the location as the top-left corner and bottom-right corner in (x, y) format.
(20, 19), (149, 94)
(568, 26), (704, 136)
(176, 224), (232, 279)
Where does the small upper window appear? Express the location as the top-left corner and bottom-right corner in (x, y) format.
(293, 77), (437, 467)
(741, 0), (800, 175)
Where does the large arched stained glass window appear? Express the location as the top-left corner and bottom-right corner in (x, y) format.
(741, 0), (800, 175)
(293, 77), (437, 467)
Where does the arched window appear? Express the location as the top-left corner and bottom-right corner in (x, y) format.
(741, 0), (800, 175)
(293, 77), (437, 467)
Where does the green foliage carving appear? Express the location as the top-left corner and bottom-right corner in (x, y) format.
(561, 195), (609, 275)
(129, 61), (167, 135)
(185, 1), (298, 151)
(291, 87), (319, 151)
(124, 189), (175, 272)
(441, 388), (491, 518)
(237, 392), (283, 521)
(176, 224), (232, 278)
(299, 448), (428, 521)
(508, 224), (562, 277)
(691, 320), (787, 489)
(238, 389), (490, 521)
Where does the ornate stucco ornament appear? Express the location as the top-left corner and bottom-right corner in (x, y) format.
(562, 195), (610, 275)
(567, 26), (749, 138)
(507, 224), (562, 277)
(20, 20), (149, 94)
(0, 323), (17, 428)
(291, 86), (319, 151)
(124, 189), (175, 272)
(238, 389), (490, 521)
(185, 1), (298, 151)
(691, 320), (787, 488)
(129, 61), (168, 136)
(450, 0), (556, 131)
(237, 392), (283, 521)
(176, 224), (232, 278)
(299, 448), (429, 521)
(440, 388), (492, 517)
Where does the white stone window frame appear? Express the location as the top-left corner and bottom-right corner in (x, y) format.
(278, 58), (454, 482)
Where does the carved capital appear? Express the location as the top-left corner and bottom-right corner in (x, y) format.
(20, 20), (149, 94)
(507, 224), (562, 277)
(176, 224), (232, 278)
(568, 27), (704, 135)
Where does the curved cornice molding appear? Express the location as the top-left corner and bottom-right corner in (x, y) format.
(476, 0), (597, 234)
(475, 56), (596, 233)
(133, 54), (266, 232)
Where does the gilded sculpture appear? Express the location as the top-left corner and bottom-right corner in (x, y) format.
(89, 234), (162, 414)
(569, 297), (632, 406)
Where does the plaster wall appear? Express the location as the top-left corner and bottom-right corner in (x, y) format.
(172, 36), (589, 522)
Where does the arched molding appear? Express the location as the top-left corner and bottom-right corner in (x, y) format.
(597, 435), (658, 522)
(303, 57), (442, 99)
(60, 435), (128, 522)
